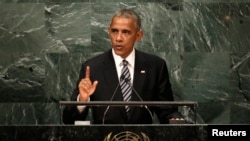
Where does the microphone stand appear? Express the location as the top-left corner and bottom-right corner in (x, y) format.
(102, 82), (120, 124)
(125, 78), (154, 123)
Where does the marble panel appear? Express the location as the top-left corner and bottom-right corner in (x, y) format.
(0, 103), (61, 125)
(0, 3), (47, 102)
(0, 1), (249, 125)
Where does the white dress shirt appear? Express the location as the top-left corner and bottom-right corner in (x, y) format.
(112, 48), (135, 84)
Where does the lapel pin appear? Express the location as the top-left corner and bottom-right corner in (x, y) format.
(140, 70), (146, 73)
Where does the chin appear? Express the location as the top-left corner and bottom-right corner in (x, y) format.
(114, 50), (122, 55)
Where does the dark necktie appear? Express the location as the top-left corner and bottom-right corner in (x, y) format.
(120, 60), (132, 113)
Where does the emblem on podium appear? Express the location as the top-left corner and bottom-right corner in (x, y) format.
(104, 131), (150, 141)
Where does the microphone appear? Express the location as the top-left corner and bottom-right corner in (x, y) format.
(102, 81), (120, 124)
(124, 78), (154, 123)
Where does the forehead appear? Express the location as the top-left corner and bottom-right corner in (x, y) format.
(110, 16), (137, 30)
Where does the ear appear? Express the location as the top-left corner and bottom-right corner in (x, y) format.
(136, 30), (143, 42)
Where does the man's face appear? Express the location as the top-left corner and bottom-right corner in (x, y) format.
(108, 16), (143, 58)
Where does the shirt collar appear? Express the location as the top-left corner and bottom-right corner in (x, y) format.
(112, 49), (135, 67)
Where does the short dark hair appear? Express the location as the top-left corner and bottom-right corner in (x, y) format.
(112, 9), (141, 30)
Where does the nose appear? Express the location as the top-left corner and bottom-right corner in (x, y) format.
(115, 32), (123, 42)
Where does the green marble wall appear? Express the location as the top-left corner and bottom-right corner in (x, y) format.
(0, 0), (249, 125)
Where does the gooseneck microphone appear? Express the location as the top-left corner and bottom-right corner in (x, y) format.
(124, 77), (154, 123)
(102, 75), (154, 124)
(102, 81), (120, 124)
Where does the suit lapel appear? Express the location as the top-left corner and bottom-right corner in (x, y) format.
(132, 50), (147, 101)
(102, 50), (122, 100)
(128, 50), (147, 120)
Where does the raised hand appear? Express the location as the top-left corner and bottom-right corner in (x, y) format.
(78, 66), (98, 101)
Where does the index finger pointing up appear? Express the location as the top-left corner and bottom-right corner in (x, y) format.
(85, 66), (91, 79)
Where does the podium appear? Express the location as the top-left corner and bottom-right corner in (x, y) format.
(0, 124), (207, 141)
(0, 101), (209, 141)
(58, 101), (203, 140)
(59, 101), (198, 124)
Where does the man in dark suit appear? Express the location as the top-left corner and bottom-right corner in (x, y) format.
(63, 8), (183, 124)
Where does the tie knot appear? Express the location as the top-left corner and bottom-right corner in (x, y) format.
(122, 60), (128, 66)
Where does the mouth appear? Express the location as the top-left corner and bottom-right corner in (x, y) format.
(114, 45), (124, 50)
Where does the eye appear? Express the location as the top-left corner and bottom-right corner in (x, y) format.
(122, 30), (131, 34)
(111, 29), (118, 33)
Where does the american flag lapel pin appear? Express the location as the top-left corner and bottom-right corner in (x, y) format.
(140, 70), (146, 73)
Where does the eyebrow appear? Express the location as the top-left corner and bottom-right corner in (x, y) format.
(110, 28), (131, 33)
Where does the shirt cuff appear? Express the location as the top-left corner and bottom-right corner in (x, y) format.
(76, 94), (90, 113)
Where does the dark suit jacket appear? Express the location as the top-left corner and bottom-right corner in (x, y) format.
(63, 49), (181, 124)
